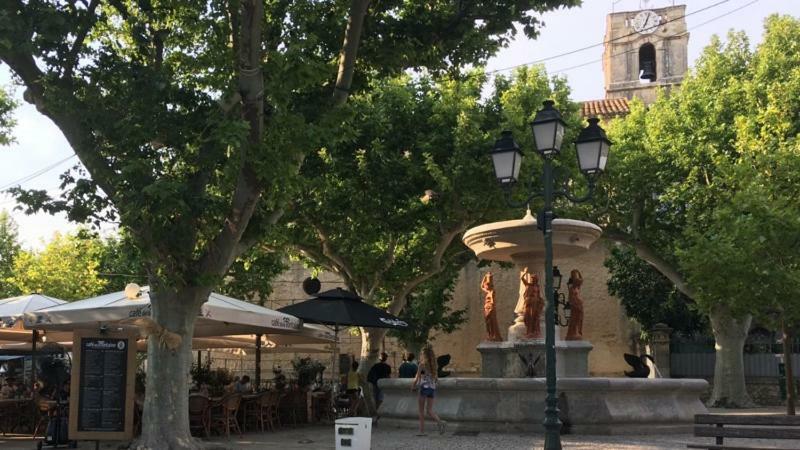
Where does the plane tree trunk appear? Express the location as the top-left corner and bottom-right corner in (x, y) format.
(135, 286), (209, 450)
(708, 305), (754, 408)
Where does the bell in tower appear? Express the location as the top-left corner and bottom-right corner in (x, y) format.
(639, 43), (657, 82)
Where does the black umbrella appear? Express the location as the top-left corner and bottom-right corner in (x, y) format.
(278, 287), (410, 329)
(278, 287), (410, 391)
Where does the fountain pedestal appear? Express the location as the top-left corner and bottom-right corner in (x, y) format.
(477, 340), (593, 378)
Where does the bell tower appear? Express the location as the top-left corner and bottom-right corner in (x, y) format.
(603, 4), (688, 104)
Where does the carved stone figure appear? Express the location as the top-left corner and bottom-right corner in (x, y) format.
(566, 269), (584, 341)
(480, 272), (503, 342)
(518, 352), (542, 377)
(520, 268), (544, 339)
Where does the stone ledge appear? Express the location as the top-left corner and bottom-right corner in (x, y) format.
(378, 377), (708, 435)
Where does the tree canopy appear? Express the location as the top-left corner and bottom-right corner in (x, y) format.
(1, 0), (579, 291)
(8, 231), (108, 300)
(279, 66), (582, 361)
(0, 87), (15, 146)
(0, 211), (21, 298)
(604, 244), (705, 335)
(605, 15), (800, 324)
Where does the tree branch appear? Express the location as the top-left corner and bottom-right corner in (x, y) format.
(604, 231), (696, 299)
(366, 236), (397, 300)
(385, 222), (469, 315)
(64, 0), (100, 78)
(197, 0), (265, 277)
(332, 0), (370, 106)
(293, 243), (354, 288)
(311, 222), (358, 285)
(231, 208), (286, 260)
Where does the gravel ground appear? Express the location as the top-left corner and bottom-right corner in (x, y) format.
(1, 408), (796, 450)
(3, 425), (797, 450)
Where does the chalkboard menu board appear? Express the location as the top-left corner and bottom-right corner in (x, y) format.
(69, 328), (136, 441)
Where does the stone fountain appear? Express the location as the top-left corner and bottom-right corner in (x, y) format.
(378, 212), (708, 434)
(463, 210), (599, 378)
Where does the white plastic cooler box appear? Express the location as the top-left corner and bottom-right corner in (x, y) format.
(335, 417), (372, 450)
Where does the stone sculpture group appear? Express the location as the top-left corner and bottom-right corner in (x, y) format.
(480, 268), (585, 342)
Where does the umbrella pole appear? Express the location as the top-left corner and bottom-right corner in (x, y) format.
(255, 333), (262, 390)
(31, 330), (37, 392)
(333, 325), (339, 394)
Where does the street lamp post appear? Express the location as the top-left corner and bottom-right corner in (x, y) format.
(489, 100), (611, 450)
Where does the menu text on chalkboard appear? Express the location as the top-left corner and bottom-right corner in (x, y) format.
(77, 338), (129, 432)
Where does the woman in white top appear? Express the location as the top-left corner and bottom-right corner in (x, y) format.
(411, 345), (446, 435)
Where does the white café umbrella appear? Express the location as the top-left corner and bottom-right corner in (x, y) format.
(23, 285), (334, 387)
(0, 294), (66, 325)
(0, 294), (68, 389)
(23, 285), (304, 337)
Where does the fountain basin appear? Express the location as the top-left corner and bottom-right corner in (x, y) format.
(378, 377), (709, 435)
(463, 217), (602, 263)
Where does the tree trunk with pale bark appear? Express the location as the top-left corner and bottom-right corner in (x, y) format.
(136, 286), (209, 449)
(708, 305), (754, 408)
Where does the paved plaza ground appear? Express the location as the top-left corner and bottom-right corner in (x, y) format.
(0, 408), (795, 450)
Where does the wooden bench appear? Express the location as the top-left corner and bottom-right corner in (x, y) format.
(688, 413), (800, 450)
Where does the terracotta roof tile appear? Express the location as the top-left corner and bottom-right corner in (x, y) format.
(580, 98), (630, 118)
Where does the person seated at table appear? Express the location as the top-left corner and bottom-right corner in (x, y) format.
(235, 375), (253, 394)
(225, 376), (240, 394)
(0, 377), (18, 399)
(193, 382), (210, 396)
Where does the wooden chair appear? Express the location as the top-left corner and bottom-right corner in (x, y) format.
(278, 390), (304, 427)
(210, 393), (241, 439)
(253, 391), (280, 432)
(335, 390), (361, 418)
(188, 394), (210, 438)
(311, 391), (334, 422)
(244, 391), (280, 432)
(241, 393), (263, 432)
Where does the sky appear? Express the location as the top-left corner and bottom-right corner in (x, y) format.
(1, 0), (798, 248)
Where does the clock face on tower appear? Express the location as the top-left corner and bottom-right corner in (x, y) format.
(632, 10), (661, 34)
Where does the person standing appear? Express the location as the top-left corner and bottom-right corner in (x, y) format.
(344, 360), (363, 416)
(367, 352), (392, 412)
(398, 353), (418, 378)
(411, 345), (446, 435)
